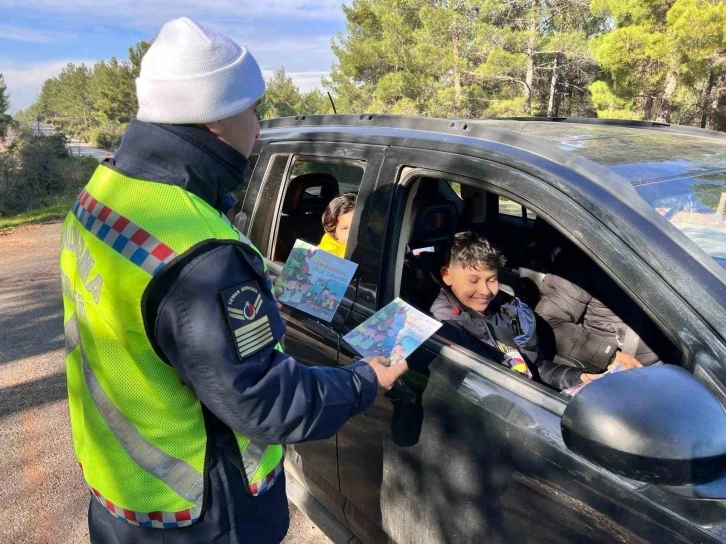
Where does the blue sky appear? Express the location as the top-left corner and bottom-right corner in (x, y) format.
(0, 1), (347, 112)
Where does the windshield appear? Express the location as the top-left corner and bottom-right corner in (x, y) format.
(631, 170), (726, 269)
(480, 121), (726, 270)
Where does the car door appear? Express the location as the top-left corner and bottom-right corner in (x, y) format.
(336, 146), (726, 544)
(244, 140), (386, 525)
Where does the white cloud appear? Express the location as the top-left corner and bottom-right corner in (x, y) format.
(245, 36), (334, 75)
(2, 0), (345, 28)
(1, 60), (328, 113)
(0, 60), (97, 112)
(261, 69), (329, 93)
(249, 36), (331, 54)
(0, 24), (76, 43)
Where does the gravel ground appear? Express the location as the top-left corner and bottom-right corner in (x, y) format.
(0, 221), (329, 544)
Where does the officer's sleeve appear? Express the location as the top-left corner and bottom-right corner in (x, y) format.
(148, 242), (379, 445)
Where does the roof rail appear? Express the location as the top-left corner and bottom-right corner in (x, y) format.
(487, 116), (726, 140)
(496, 116), (669, 128)
(260, 113), (726, 142)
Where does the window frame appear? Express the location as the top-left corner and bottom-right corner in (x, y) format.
(246, 142), (386, 263)
(358, 145), (707, 414)
(268, 155), (367, 262)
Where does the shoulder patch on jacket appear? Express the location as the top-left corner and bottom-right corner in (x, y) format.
(221, 281), (278, 360)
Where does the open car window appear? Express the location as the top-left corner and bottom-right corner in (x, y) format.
(391, 168), (681, 398)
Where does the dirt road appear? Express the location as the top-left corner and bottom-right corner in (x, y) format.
(0, 222), (329, 544)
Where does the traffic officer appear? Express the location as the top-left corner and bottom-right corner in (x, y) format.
(59, 17), (407, 543)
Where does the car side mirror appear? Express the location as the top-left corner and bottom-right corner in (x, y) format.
(561, 366), (726, 486)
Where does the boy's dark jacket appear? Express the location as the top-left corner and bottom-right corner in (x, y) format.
(431, 288), (583, 390)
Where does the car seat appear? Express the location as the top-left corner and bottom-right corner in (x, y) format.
(400, 198), (459, 312)
(275, 173), (340, 262)
(517, 216), (570, 304)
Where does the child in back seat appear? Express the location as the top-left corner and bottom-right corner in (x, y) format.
(318, 193), (356, 258)
(430, 231), (585, 391)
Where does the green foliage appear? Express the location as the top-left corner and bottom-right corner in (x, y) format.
(89, 58), (137, 124)
(88, 123), (127, 150)
(588, 81), (639, 119)
(128, 41), (152, 79)
(0, 203), (73, 232)
(326, 0), (726, 128)
(0, 127), (97, 216)
(327, 0), (601, 118)
(0, 74), (13, 138)
(258, 68), (332, 120)
(23, 41), (150, 140)
(591, 0), (726, 123)
(13, 5), (726, 139)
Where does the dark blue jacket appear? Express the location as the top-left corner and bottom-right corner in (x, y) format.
(431, 288), (583, 391)
(89, 120), (378, 543)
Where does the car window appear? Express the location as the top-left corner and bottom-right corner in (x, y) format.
(499, 196), (537, 220)
(272, 157), (365, 263)
(392, 169), (680, 398)
(448, 181), (462, 198)
(635, 172), (726, 270)
(289, 160), (364, 194)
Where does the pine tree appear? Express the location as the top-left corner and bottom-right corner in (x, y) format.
(591, 0), (726, 123)
(0, 74), (11, 137)
(258, 68), (331, 119)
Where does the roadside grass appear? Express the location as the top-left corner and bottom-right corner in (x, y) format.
(0, 202), (71, 233)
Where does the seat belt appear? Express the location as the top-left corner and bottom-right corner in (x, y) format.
(621, 308), (644, 357)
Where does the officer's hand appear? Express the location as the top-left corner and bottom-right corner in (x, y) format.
(364, 356), (409, 390)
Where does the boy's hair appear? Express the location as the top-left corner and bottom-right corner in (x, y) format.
(322, 192), (357, 235)
(443, 231), (507, 270)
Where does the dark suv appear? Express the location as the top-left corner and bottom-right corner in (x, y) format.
(235, 115), (726, 544)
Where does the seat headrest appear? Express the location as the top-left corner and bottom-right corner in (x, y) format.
(409, 198), (458, 249)
(532, 216), (559, 241)
(282, 173), (340, 214)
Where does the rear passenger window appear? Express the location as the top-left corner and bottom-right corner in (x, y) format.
(271, 157), (365, 263)
(499, 196), (536, 220)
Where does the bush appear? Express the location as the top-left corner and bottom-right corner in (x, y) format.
(0, 128), (97, 216)
(88, 123), (127, 150)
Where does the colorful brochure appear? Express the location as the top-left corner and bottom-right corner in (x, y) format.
(275, 239), (358, 322)
(343, 298), (442, 365)
(561, 363), (626, 396)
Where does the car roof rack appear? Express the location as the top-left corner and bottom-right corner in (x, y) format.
(495, 116), (672, 128)
(261, 114), (726, 142)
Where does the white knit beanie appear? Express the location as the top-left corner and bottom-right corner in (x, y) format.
(136, 17), (265, 124)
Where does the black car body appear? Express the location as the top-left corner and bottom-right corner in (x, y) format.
(236, 115), (726, 544)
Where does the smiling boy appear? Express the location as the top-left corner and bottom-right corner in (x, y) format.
(431, 231), (584, 390)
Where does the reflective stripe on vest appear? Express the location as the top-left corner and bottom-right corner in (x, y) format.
(67, 185), (282, 510)
(89, 485), (200, 528)
(65, 314), (204, 503)
(73, 188), (177, 276)
(65, 314), (204, 525)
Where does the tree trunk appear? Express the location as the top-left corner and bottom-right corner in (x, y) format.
(701, 72), (716, 129)
(657, 70), (678, 123)
(547, 54), (559, 117)
(708, 71), (726, 130)
(643, 96), (654, 120)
